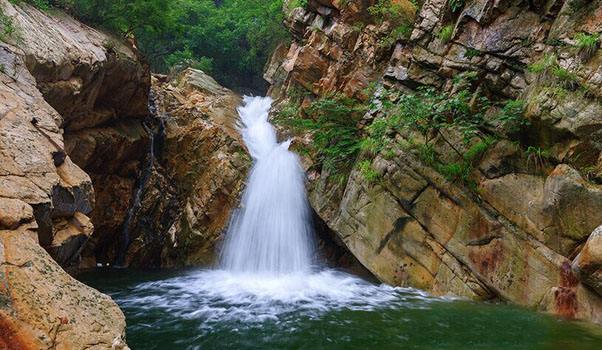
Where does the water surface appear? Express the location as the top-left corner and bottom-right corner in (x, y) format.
(80, 268), (602, 350)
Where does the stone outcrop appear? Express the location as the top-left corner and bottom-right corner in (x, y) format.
(266, 0), (602, 323)
(0, 0), (145, 346)
(127, 69), (251, 267)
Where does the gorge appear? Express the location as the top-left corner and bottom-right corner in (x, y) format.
(2, 0), (602, 349)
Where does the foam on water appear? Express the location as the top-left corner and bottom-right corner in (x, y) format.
(117, 96), (444, 330)
(115, 269), (437, 326)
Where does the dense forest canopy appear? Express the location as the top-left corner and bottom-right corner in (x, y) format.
(18, 0), (289, 92)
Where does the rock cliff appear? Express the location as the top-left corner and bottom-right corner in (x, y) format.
(266, 0), (602, 323)
(0, 0), (146, 346)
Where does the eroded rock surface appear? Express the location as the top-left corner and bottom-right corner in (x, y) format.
(266, 0), (602, 323)
(0, 0), (141, 346)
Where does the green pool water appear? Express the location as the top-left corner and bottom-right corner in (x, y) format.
(79, 268), (602, 350)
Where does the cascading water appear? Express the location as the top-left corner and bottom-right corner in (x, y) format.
(81, 96), (602, 349)
(220, 96), (314, 274)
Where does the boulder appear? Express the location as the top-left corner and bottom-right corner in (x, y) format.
(573, 226), (602, 296)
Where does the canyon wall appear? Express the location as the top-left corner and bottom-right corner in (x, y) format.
(0, 0), (140, 347)
(266, 0), (602, 323)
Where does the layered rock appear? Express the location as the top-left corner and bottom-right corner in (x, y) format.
(129, 69), (251, 267)
(0, 0), (144, 346)
(267, 0), (602, 323)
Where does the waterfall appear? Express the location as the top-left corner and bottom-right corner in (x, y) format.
(220, 96), (315, 274)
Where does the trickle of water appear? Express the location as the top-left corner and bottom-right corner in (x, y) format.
(220, 96), (315, 274)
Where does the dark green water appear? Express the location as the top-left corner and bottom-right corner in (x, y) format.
(79, 268), (602, 350)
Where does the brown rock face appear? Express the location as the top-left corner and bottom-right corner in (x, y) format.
(0, 0), (151, 346)
(266, 0), (602, 323)
(0, 228), (128, 349)
(147, 69), (250, 267)
(573, 226), (602, 295)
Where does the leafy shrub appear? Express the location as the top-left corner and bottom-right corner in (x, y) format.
(525, 146), (552, 171)
(528, 53), (557, 73)
(166, 48), (214, 74)
(9, 0), (51, 10)
(528, 53), (581, 89)
(464, 47), (480, 59)
(497, 99), (528, 133)
(464, 136), (494, 163)
(276, 95), (367, 176)
(289, 0), (307, 9)
(438, 25), (454, 43)
(379, 24), (412, 47)
(551, 66), (578, 88)
(574, 32), (599, 60)
(574, 32), (599, 51)
(358, 160), (380, 182)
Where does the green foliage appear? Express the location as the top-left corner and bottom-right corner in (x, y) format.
(37, 0), (288, 92)
(165, 48), (214, 74)
(9, 0), (51, 11)
(364, 84), (489, 155)
(528, 53), (581, 89)
(379, 24), (412, 47)
(449, 0), (465, 12)
(276, 95), (367, 176)
(417, 143), (436, 165)
(464, 136), (494, 163)
(368, 0), (416, 24)
(574, 32), (599, 50)
(358, 160), (380, 182)
(525, 146), (552, 171)
(497, 99), (528, 133)
(552, 66), (578, 87)
(464, 47), (480, 59)
(0, 9), (17, 42)
(438, 162), (470, 181)
(528, 53), (557, 73)
(0, 63), (5, 73)
(438, 25), (454, 43)
(289, 0), (308, 8)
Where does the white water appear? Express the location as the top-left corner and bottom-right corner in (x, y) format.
(220, 96), (314, 274)
(111, 97), (446, 328)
